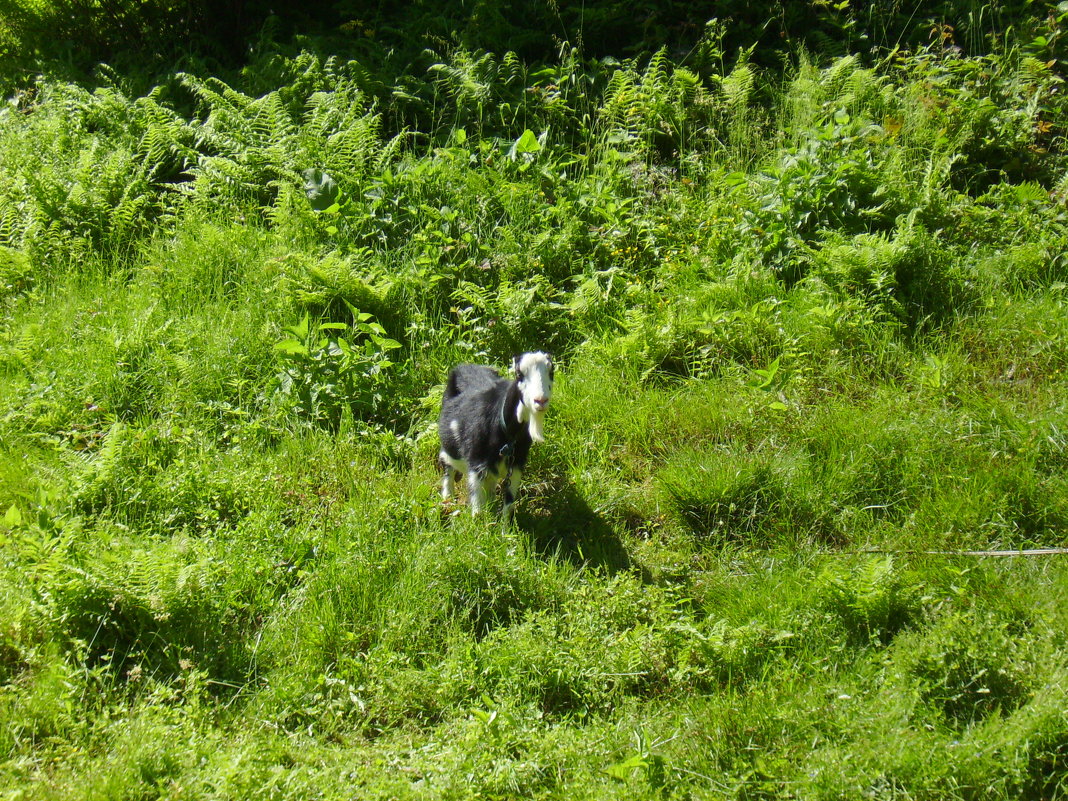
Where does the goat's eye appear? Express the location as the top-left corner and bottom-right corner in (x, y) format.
(517, 371), (524, 381)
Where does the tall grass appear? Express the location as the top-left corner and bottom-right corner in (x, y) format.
(2, 21), (1068, 799)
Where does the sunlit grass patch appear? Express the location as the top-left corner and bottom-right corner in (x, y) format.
(2, 21), (1068, 799)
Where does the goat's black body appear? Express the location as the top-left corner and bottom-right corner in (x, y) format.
(439, 352), (553, 517)
(439, 364), (532, 481)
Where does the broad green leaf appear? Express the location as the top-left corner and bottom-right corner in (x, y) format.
(724, 171), (747, 188)
(604, 755), (647, 781)
(3, 505), (22, 528)
(515, 129), (541, 154)
(285, 314), (310, 340)
(274, 340), (308, 356)
(302, 168), (340, 211)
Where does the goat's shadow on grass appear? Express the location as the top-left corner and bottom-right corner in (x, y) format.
(514, 480), (643, 577)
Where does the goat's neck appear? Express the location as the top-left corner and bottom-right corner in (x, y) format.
(503, 382), (545, 443)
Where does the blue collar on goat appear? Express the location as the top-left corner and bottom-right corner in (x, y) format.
(498, 392), (518, 464)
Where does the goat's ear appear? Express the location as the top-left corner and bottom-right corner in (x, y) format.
(512, 354), (522, 378)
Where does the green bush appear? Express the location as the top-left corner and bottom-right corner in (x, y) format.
(894, 610), (1034, 725)
(817, 556), (922, 644)
(739, 114), (900, 279)
(808, 222), (977, 334)
(0, 246), (32, 303)
(46, 537), (265, 684)
(659, 449), (830, 547)
(462, 575), (688, 715)
(272, 309), (402, 431)
(72, 421), (264, 533)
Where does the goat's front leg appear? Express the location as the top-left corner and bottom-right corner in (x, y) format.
(501, 468), (523, 522)
(467, 471), (488, 516)
(439, 451), (461, 504)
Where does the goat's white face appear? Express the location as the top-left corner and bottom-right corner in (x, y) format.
(514, 352), (554, 413)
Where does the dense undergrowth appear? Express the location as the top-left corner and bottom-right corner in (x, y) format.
(3, 2), (1068, 798)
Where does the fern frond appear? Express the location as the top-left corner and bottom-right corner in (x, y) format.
(824, 54), (859, 100)
(324, 114), (382, 175)
(374, 130), (410, 173)
(0, 195), (23, 248)
(722, 62), (755, 115)
(640, 48), (671, 95)
(600, 67), (641, 133)
(500, 51), (524, 88)
(673, 68), (702, 108)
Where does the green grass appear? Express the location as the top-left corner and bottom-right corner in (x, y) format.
(2, 14), (1068, 798)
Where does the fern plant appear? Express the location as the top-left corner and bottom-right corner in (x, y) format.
(807, 220), (974, 334)
(424, 47), (541, 140)
(0, 78), (197, 262)
(176, 69), (394, 221)
(598, 47), (717, 161)
(818, 556), (920, 644)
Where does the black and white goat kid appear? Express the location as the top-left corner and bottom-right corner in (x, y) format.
(438, 352), (554, 518)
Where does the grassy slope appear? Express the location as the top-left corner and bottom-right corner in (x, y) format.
(1, 34), (1068, 801)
